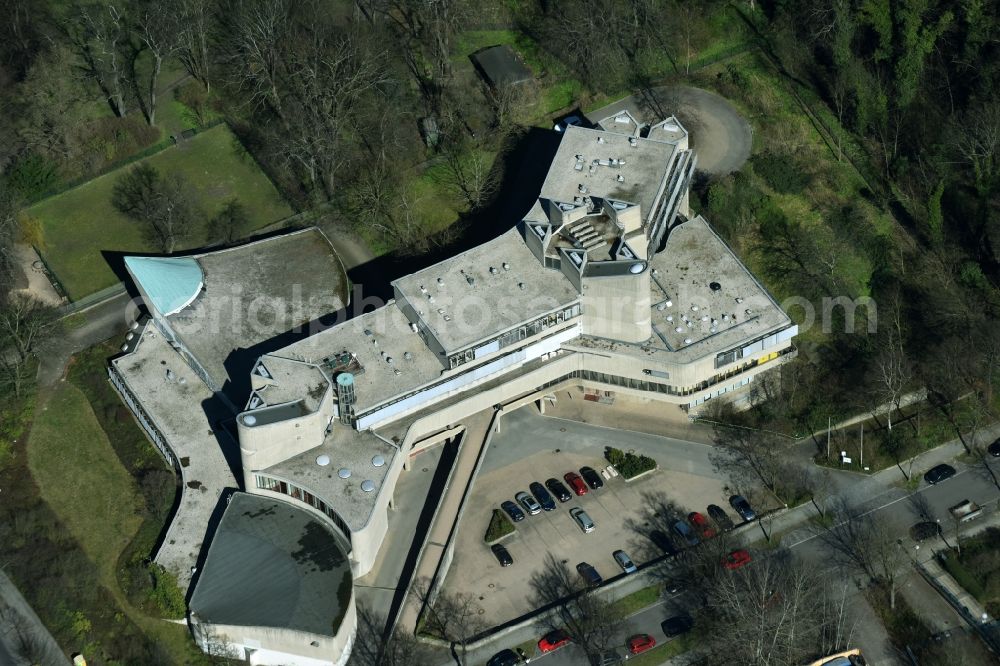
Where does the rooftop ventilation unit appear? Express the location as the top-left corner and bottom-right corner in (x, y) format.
(489, 266), (499, 275)
(419, 285), (427, 293)
(597, 136), (605, 143)
(403, 352), (413, 360)
(437, 277), (444, 286)
(502, 262), (510, 271)
(518, 283), (525, 290)
(684, 338), (692, 345)
(410, 322), (419, 333)
(616, 174), (625, 182)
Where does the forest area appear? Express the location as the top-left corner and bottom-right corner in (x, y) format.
(0, 0), (998, 663)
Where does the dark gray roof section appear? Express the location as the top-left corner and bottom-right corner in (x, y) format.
(470, 45), (533, 87)
(189, 493), (352, 637)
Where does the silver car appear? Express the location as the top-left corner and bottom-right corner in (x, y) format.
(515, 491), (541, 516)
(613, 549), (637, 574)
(570, 507), (595, 533)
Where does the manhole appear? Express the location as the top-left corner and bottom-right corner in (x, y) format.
(560, 427), (566, 432)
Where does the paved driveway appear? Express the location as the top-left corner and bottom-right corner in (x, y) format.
(586, 86), (752, 176)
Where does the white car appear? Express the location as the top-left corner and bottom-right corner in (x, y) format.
(570, 507), (595, 533)
(515, 491), (541, 516)
(553, 115), (583, 132)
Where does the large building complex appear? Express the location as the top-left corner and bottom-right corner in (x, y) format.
(113, 111), (795, 666)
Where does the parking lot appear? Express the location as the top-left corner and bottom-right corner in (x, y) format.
(441, 406), (735, 624)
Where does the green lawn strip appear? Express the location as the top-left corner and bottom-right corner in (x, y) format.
(28, 382), (143, 576)
(28, 381), (210, 662)
(30, 123), (294, 300)
(607, 584), (662, 618)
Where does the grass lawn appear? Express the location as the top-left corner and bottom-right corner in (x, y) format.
(607, 585), (661, 618)
(28, 382), (143, 574)
(27, 379), (211, 662)
(29, 123), (294, 300)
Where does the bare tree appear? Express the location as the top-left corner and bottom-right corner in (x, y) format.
(697, 551), (858, 665)
(440, 139), (500, 211)
(869, 291), (911, 432)
(710, 425), (786, 502)
(349, 604), (435, 666)
(134, 0), (184, 125)
(0, 183), (21, 293)
(66, 2), (130, 118)
(112, 164), (196, 253)
(529, 553), (625, 663)
(412, 579), (486, 666)
(0, 603), (49, 665)
(813, 498), (908, 609)
(175, 0), (213, 92)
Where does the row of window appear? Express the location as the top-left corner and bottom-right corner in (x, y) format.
(537, 346), (792, 402)
(255, 474), (352, 545)
(448, 305), (581, 369)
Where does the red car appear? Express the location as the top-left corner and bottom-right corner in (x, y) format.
(564, 472), (588, 496)
(627, 633), (656, 654)
(723, 549), (752, 570)
(538, 629), (570, 652)
(688, 511), (716, 539)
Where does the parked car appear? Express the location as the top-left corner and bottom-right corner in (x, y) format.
(553, 114), (584, 132)
(672, 519), (700, 546)
(613, 549), (637, 574)
(571, 507), (595, 533)
(500, 500), (524, 523)
(729, 494), (757, 521)
(627, 633), (656, 655)
(707, 503), (735, 531)
(660, 615), (694, 638)
(990, 438), (1000, 457)
(688, 511), (717, 539)
(515, 490), (542, 515)
(723, 549), (752, 570)
(910, 521), (942, 542)
(924, 463), (957, 485)
(487, 649), (519, 666)
(649, 530), (678, 556)
(538, 629), (570, 653)
(564, 472), (589, 496)
(529, 481), (556, 511)
(577, 561), (603, 586)
(491, 544), (513, 567)
(546, 477), (573, 502)
(580, 466), (604, 489)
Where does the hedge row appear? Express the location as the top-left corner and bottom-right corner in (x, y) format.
(605, 446), (657, 480)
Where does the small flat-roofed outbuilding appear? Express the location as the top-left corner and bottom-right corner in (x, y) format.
(470, 45), (533, 88)
(188, 493), (354, 651)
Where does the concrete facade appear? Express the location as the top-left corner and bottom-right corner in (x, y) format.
(118, 112), (795, 666)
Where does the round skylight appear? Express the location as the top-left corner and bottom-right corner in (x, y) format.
(361, 480), (375, 493)
(629, 262), (645, 274)
(372, 455), (385, 467)
(242, 414), (257, 426)
(316, 454), (331, 466)
(338, 468), (351, 479)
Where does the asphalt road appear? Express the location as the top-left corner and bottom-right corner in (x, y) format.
(586, 86), (752, 177)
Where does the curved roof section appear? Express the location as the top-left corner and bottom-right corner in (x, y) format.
(124, 256), (203, 316)
(189, 493), (352, 637)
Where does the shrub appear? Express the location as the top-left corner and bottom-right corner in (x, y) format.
(753, 151), (812, 194)
(5, 153), (61, 200)
(605, 446), (656, 479)
(940, 552), (985, 600)
(146, 563), (186, 618)
(484, 509), (514, 543)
